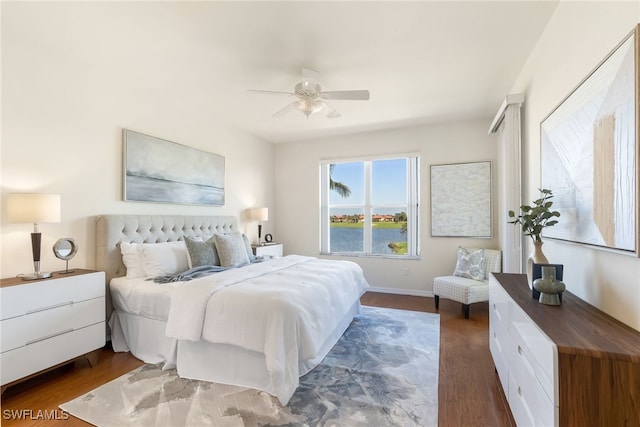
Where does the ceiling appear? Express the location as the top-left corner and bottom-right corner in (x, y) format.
(197, 1), (559, 143)
(8, 1), (560, 144)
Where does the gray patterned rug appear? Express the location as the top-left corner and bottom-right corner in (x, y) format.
(60, 306), (439, 426)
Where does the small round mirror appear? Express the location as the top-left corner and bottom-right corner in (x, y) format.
(53, 238), (78, 261)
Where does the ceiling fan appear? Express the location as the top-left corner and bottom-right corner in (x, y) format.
(248, 68), (370, 119)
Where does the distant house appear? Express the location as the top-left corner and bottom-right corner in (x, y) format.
(372, 214), (394, 222)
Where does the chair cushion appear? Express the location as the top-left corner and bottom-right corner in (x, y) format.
(433, 275), (489, 305)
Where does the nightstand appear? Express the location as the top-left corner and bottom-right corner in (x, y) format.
(252, 243), (283, 257)
(0, 269), (106, 392)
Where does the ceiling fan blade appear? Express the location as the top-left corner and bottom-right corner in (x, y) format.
(317, 101), (342, 119)
(272, 102), (298, 117)
(248, 89), (295, 96)
(321, 90), (370, 101)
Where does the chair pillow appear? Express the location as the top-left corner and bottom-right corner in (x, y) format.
(453, 246), (485, 280)
(185, 236), (220, 267)
(213, 233), (251, 267)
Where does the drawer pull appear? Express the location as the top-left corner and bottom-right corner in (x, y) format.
(493, 304), (502, 321)
(25, 328), (74, 345)
(26, 301), (74, 315)
(517, 345), (537, 378)
(517, 386), (535, 424)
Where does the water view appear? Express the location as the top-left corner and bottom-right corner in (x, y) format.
(330, 226), (407, 254)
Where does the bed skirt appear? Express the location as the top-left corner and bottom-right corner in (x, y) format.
(108, 301), (361, 404)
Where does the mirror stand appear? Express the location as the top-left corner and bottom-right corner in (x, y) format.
(60, 259), (75, 274)
(53, 238), (78, 274)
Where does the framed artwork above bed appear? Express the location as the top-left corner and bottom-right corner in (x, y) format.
(123, 129), (225, 206)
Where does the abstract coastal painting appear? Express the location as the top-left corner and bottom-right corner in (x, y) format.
(431, 161), (492, 237)
(123, 130), (225, 206)
(540, 26), (638, 254)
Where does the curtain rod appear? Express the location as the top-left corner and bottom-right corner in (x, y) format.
(488, 93), (525, 135)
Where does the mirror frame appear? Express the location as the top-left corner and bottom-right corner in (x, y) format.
(53, 238), (78, 261)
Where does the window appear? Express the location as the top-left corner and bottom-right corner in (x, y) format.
(320, 155), (420, 258)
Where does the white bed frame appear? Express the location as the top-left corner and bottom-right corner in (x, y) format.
(95, 214), (359, 403)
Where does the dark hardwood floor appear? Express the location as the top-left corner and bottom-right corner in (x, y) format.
(0, 293), (515, 426)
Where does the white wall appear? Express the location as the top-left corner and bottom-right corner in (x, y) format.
(511, 2), (640, 329)
(1, 3), (274, 278)
(274, 120), (499, 295)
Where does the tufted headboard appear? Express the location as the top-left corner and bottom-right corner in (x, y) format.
(96, 214), (238, 322)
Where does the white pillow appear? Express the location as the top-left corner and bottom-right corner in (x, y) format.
(120, 242), (145, 279)
(141, 241), (190, 277)
(213, 233), (251, 267)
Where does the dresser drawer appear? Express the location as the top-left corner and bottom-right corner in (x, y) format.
(489, 276), (510, 336)
(508, 304), (557, 404)
(490, 324), (509, 390)
(1, 322), (105, 385)
(1, 271), (105, 320)
(489, 276), (512, 391)
(508, 368), (557, 427)
(1, 297), (105, 353)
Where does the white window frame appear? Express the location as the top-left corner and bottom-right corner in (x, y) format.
(320, 154), (420, 259)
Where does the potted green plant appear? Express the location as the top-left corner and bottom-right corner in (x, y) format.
(508, 188), (561, 277)
(508, 188), (561, 242)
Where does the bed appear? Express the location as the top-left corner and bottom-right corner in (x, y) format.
(96, 215), (369, 405)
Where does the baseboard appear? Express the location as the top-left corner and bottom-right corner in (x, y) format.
(365, 286), (434, 298)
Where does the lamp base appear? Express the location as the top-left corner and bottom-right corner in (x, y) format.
(21, 272), (52, 281)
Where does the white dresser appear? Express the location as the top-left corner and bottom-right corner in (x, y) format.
(0, 270), (106, 390)
(489, 273), (640, 427)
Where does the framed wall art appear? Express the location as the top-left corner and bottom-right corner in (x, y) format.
(540, 25), (638, 255)
(123, 129), (225, 206)
(431, 161), (492, 237)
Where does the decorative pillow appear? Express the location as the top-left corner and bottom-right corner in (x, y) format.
(120, 242), (145, 279)
(185, 236), (220, 268)
(453, 246), (485, 281)
(242, 234), (257, 262)
(141, 241), (190, 277)
(213, 233), (251, 267)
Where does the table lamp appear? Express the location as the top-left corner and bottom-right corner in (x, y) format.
(7, 193), (61, 280)
(248, 207), (268, 245)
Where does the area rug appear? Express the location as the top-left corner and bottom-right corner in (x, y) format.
(60, 306), (439, 426)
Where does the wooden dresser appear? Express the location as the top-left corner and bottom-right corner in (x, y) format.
(489, 273), (640, 427)
(0, 269), (105, 392)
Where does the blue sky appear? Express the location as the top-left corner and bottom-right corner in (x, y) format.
(330, 159), (407, 211)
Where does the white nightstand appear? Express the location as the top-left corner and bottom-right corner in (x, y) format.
(0, 269), (106, 392)
(252, 243), (283, 257)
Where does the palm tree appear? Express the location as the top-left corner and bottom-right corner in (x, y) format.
(329, 164), (351, 198)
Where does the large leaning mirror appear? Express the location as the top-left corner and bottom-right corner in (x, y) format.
(53, 237), (78, 274)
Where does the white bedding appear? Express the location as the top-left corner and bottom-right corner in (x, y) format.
(110, 276), (178, 321)
(110, 255), (369, 405)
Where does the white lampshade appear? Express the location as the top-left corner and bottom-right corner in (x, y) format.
(248, 207), (268, 222)
(7, 193), (61, 224)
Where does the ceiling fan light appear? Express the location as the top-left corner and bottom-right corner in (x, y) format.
(295, 99), (321, 117)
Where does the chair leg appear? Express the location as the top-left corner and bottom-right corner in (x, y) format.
(462, 304), (470, 319)
(434, 295), (439, 309)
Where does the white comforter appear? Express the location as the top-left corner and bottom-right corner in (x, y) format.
(165, 255), (369, 404)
